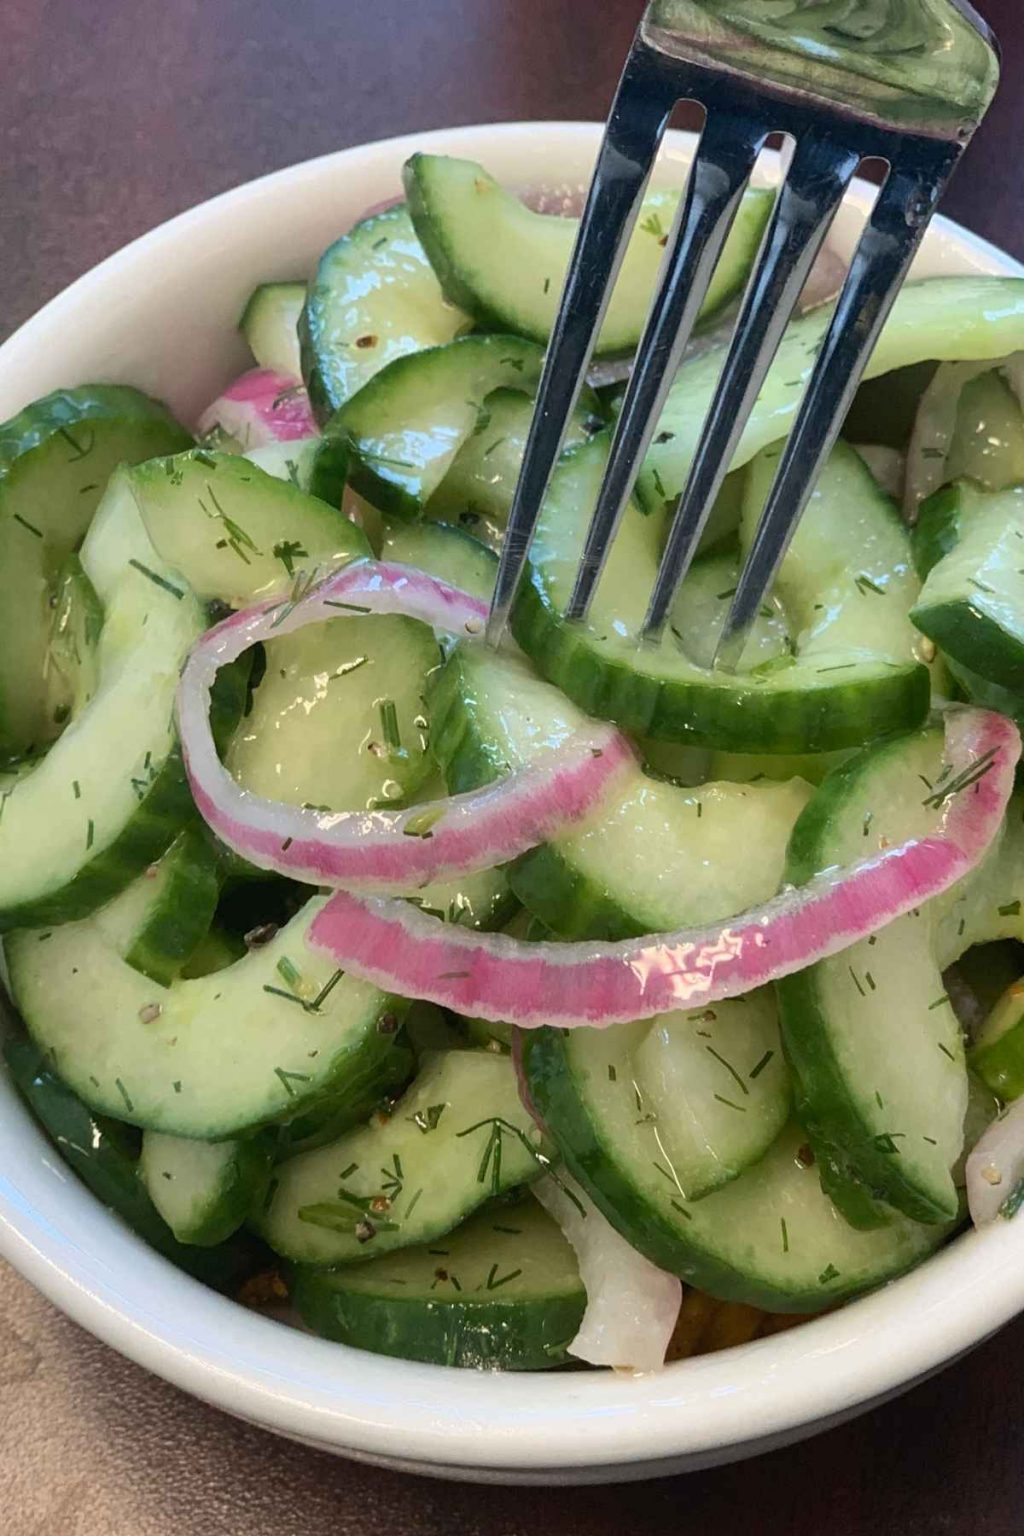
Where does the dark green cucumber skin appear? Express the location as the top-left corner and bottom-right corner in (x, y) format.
(291, 1263), (583, 1369)
(777, 732), (954, 1225)
(521, 1030), (930, 1312)
(0, 650), (248, 936)
(510, 568), (931, 754)
(177, 1137), (276, 1248)
(0, 385), (190, 471)
(272, 1028), (417, 1159)
(123, 823), (222, 986)
(970, 1030), (1024, 1101)
(3, 1038), (261, 1291)
(428, 653), (644, 940)
(913, 483), (965, 580)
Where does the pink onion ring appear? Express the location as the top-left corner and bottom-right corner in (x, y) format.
(197, 367), (319, 447)
(178, 560), (635, 890)
(309, 708), (1020, 1027)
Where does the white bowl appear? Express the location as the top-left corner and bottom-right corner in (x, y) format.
(1, 121), (1022, 1487)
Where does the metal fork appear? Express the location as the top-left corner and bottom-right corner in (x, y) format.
(486, 0), (999, 669)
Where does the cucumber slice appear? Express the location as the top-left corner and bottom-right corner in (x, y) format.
(0, 474), (205, 930)
(225, 612), (440, 814)
(41, 555), (103, 739)
(522, 1024), (949, 1310)
(912, 482), (1024, 692)
(0, 385), (191, 757)
(93, 824), (221, 986)
(239, 281), (306, 377)
(261, 1049), (545, 1265)
(5, 894), (412, 1137)
(778, 729), (1024, 1223)
(970, 979), (1024, 1101)
(379, 519), (497, 604)
(945, 370), (1024, 490)
(404, 155), (772, 355)
(292, 1197), (585, 1369)
(243, 438), (319, 492)
(127, 450), (369, 605)
(512, 437), (928, 751)
(139, 1130), (273, 1246)
(430, 643), (811, 938)
(310, 334), (544, 517)
(300, 204), (472, 422)
(637, 278), (1024, 515)
(4, 1039), (259, 1291)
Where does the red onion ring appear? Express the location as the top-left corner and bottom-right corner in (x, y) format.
(308, 708), (1020, 1027)
(197, 367), (319, 447)
(178, 561), (635, 890)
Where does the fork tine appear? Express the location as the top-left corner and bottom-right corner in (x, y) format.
(565, 111), (766, 624)
(485, 40), (676, 646)
(714, 143), (960, 672)
(641, 132), (861, 642)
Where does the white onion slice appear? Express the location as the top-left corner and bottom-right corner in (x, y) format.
(532, 1175), (681, 1374)
(967, 1097), (1024, 1227)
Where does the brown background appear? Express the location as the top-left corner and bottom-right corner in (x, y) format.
(3, 1), (1024, 1531)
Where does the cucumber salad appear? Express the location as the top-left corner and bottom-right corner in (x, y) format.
(6, 153), (1024, 1376)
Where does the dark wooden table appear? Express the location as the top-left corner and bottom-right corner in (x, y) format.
(3, 2), (1024, 1531)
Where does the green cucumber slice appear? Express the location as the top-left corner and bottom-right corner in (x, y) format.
(292, 1197), (585, 1369)
(139, 1130), (274, 1246)
(127, 450), (369, 605)
(243, 438), (319, 492)
(239, 281), (306, 377)
(41, 555), (103, 738)
(261, 1049), (545, 1265)
(225, 612), (440, 814)
(430, 642), (811, 938)
(0, 385), (191, 757)
(522, 1024), (949, 1310)
(404, 155), (772, 355)
(945, 369), (1024, 491)
(4, 1039), (259, 1291)
(300, 203), (472, 423)
(512, 437), (928, 751)
(637, 278), (1024, 515)
(778, 729), (1024, 1224)
(912, 482), (1024, 692)
(93, 824), (221, 986)
(310, 333), (544, 517)
(424, 386), (602, 547)
(0, 474), (205, 930)
(379, 519), (497, 604)
(970, 979), (1024, 1101)
(4, 894), (412, 1138)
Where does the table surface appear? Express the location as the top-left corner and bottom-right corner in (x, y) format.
(3, 1), (1024, 1531)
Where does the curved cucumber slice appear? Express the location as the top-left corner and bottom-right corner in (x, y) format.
(945, 369), (1024, 491)
(239, 281), (305, 378)
(300, 203), (472, 423)
(638, 278), (1024, 515)
(261, 1050), (545, 1265)
(94, 824), (221, 986)
(4, 1039), (258, 1291)
(127, 450), (369, 605)
(226, 612), (439, 814)
(0, 475), (205, 930)
(512, 437), (928, 751)
(522, 1024), (949, 1310)
(139, 1130), (273, 1246)
(41, 555), (103, 738)
(0, 385), (191, 757)
(430, 643), (810, 938)
(380, 518), (497, 604)
(912, 482), (1024, 692)
(424, 385), (601, 547)
(5, 894), (412, 1138)
(243, 438), (319, 492)
(292, 1197), (585, 1369)
(778, 729), (1024, 1223)
(404, 155), (772, 355)
(970, 979), (1024, 1101)
(310, 333), (544, 517)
